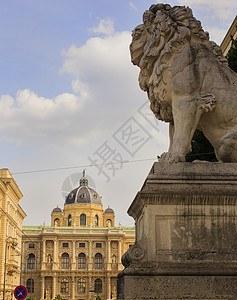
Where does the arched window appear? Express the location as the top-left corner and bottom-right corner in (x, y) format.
(68, 214), (72, 226)
(54, 218), (60, 226)
(106, 219), (112, 227)
(95, 215), (99, 227)
(78, 253), (86, 269)
(61, 278), (69, 293)
(80, 214), (86, 226)
(61, 253), (69, 269)
(95, 253), (102, 269)
(77, 278), (86, 293)
(27, 253), (35, 269)
(26, 278), (34, 293)
(94, 278), (102, 293)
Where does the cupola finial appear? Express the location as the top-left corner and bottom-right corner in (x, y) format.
(80, 169), (88, 186)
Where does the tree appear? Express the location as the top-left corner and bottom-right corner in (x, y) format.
(186, 38), (237, 162)
(54, 295), (63, 300)
(186, 129), (217, 162)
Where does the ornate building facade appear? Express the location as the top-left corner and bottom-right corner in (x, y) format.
(22, 173), (135, 300)
(0, 169), (26, 300)
(221, 15), (237, 56)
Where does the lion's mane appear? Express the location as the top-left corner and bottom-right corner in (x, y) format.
(130, 4), (228, 122)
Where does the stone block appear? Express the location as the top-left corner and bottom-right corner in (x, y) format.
(117, 162), (237, 299)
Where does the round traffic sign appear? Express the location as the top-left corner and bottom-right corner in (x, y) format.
(14, 285), (27, 300)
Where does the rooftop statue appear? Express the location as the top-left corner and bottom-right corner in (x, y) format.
(130, 4), (237, 163)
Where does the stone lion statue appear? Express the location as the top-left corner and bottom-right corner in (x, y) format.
(130, 4), (237, 163)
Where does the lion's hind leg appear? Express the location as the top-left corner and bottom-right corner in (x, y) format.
(218, 127), (237, 162)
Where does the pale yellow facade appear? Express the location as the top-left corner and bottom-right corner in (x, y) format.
(220, 15), (237, 56)
(0, 169), (27, 300)
(22, 174), (135, 300)
(51, 203), (115, 228)
(22, 225), (134, 300)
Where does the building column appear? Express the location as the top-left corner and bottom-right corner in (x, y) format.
(107, 276), (111, 299)
(71, 276), (75, 299)
(88, 276), (93, 299)
(107, 240), (111, 270)
(52, 276), (56, 299)
(88, 241), (92, 270)
(72, 241), (76, 270)
(42, 240), (46, 270)
(53, 239), (57, 271)
(41, 276), (45, 300)
(118, 240), (122, 271)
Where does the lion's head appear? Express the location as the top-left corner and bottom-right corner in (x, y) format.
(130, 4), (211, 69)
(130, 4), (227, 122)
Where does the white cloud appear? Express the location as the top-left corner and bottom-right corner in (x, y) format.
(71, 80), (89, 97)
(0, 90), (87, 145)
(60, 30), (143, 116)
(0, 29), (146, 147)
(206, 27), (227, 45)
(177, 0), (237, 22)
(61, 31), (133, 79)
(90, 18), (114, 36)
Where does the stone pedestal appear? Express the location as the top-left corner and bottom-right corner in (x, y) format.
(117, 162), (237, 299)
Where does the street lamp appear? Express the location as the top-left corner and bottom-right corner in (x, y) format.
(3, 236), (17, 300)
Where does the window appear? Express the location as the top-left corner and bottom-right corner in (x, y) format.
(61, 278), (69, 293)
(80, 193), (86, 199)
(94, 278), (102, 293)
(61, 253), (69, 269)
(81, 178), (87, 185)
(95, 253), (102, 269)
(78, 253), (86, 269)
(77, 278), (86, 293)
(54, 218), (60, 226)
(96, 243), (102, 248)
(80, 214), (86, 226)
(79, 242), (85, 248)
(68, 214), (72, 226)
(62, 243), (69, 248)
(26, 278), (34, 293)
(29, 244), (35, 249)
(95, 215), (99, 227)
(27, 253), (35, 270)
(106, 219), (112, 227)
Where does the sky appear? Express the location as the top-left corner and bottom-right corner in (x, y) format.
(0, 0), (236, 227)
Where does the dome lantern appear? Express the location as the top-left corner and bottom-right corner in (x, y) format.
(79, 169), (88, 186)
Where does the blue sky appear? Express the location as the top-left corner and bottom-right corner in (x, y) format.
(0, 0), (236, 226)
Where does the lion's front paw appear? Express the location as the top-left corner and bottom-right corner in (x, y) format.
(159, 152), (185, 164)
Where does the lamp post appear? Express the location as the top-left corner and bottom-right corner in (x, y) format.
(3, 236), (16, 300)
